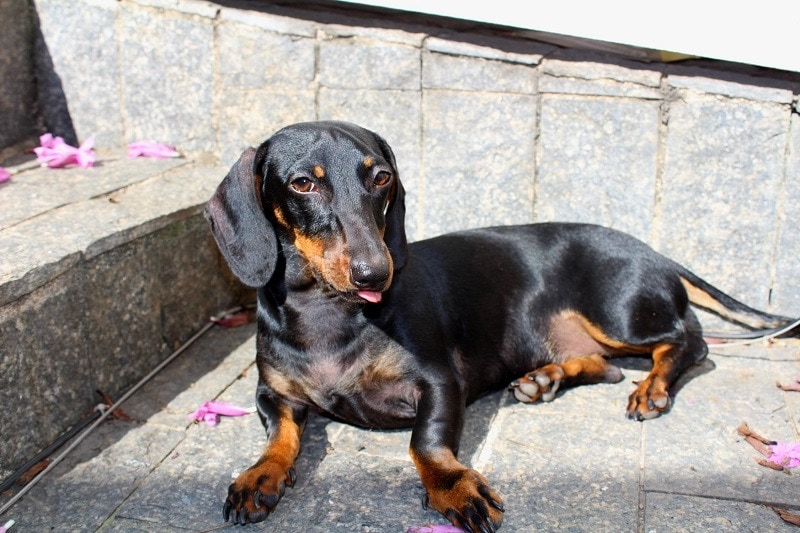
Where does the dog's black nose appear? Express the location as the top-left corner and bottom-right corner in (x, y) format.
(350, 259), (390, 289)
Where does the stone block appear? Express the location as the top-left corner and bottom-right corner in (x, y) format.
(34, 0), (122, 147)
(653, 92), (789, 309)
(425, 34), (548, 64)
(645, 493), (796, 532)
(668, 70), (794, 103)
(771, 113), (800, 317)
(535, 94), (660, 242)
(319, 36), (420, 90)
(0, 0), (36, 151)
(217, 20), (316, 92)
(421, 90), (537, 238)
(480, 403), (641, 531)
(423, 51), (536, 93)
(642, 351), (798, 507)
(0, 271), (93, 478)
(0, 153), (186, 230)
(7, 420), (185, 530)
(215, 19), (317, 165)
(119, 2), (215, 152)
(539, 60), (663, 98)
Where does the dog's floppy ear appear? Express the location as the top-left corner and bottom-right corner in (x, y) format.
(373, 133), (409, 271)
(204, 147), (278, 288)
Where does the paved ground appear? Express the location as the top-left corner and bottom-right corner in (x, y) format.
(1, 319), (798, 532)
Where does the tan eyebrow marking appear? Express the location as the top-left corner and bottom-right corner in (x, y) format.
(363, 156), (374, 168)
(313, 165), (325, 178)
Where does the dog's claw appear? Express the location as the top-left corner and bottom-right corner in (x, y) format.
(421, 492), (430, 510)
(222, 501), (231, 521)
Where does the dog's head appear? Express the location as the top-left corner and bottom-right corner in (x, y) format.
(205, 121), (408, 303)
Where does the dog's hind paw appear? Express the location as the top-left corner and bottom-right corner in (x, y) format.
(509, 365), (565, 404)
(625, 375), (671, 420)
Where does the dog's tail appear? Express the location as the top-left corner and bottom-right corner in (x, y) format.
(678, 269), (800, 338)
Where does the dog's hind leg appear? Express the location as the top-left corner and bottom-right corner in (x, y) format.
(510, 354), (624, 403)
(625, 325), (708, 420)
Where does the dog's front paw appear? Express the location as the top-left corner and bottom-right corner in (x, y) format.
(422, 468), (504, 533)
(223, 463), (296, 525)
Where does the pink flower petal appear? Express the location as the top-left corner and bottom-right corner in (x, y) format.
(188, 400), (253, 426)
(406, 526), (465, 533)
(768, 442), (800, 469)
(34, 133), (96, 169)
(127, 141), (180, 159)
(0, 167), (10, 183)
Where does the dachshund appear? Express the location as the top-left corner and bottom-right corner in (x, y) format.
(204, 120), (796, 531)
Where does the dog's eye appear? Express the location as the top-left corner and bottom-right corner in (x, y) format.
(374, 171), (392, 187)
(290, 177), (316, 193)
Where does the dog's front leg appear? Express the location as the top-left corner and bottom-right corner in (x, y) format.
(223, 380), (308, 525)
(410, 378), (505, 532)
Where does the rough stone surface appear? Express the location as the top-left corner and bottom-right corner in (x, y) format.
(319, 36), (420, 90)
(3, 324), (795, 531)
(0, 158), (247, 477)
(535, 95), (660, 242)
(653, 92), (789, 311)
(0, 0), (36, 152)
(772, 113), (800, 316)
(119, 2), (216, 152)
(34, 0), (121, 148)
(423, 51), (537, 93)
(216, 19), (317, 165)
(421, 90), (538, 238)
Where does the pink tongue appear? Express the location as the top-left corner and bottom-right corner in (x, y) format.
(357, 290), (382, 303)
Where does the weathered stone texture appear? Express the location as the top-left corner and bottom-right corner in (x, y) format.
(216, 19), (317, 165)
(771, 112), (800, 317)
(34, 0), (121, 147)
(535, 95), (660, 242)
(0, 0), (36, 151)
(119, 2), (216, 152)
(421, 90), (538, 238)
(319, 36), (420, 90)
(654, 91), (789, 309)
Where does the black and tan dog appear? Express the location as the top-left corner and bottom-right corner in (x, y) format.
(204, 120), (796, 531)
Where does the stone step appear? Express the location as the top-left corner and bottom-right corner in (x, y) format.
(0, 153), (250, 478)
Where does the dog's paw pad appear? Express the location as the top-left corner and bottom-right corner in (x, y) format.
(510, 365), (564, 404)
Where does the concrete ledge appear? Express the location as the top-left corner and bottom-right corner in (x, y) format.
(0, 156), (249, 477)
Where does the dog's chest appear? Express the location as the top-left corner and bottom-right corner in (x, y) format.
(270, 340), (420, 429)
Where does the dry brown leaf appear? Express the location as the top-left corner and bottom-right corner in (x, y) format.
(771, 507), (800, 527)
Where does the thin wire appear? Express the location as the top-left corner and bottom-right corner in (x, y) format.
(705, 316), (800, 349)
(0, 305), (245, 518)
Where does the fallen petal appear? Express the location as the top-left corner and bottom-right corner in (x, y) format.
(768, 442), (800, 469)
(204, 401), (253, 417)
(188, 400), (254, 426)
(34, 133), (96, 168)
(776, 376), (800, 392)
(128, 141), (180, 158)
(0, 167), (10, 183)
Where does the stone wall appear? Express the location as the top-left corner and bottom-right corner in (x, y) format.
(29, 0), (800, 317)
(0, 0), (37, 154)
